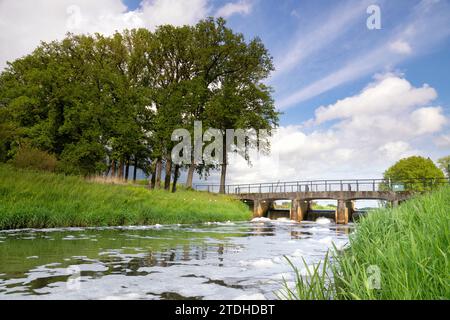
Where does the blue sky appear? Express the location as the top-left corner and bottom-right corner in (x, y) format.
(120, 0), (450, 126)
(0, 0), (449, 182)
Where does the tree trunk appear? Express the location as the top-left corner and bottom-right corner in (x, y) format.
(155, 158), (162, 189)
(219, 135), (227, 194)
(118, 159), (124, 180)
(150, 161), (156, 189)
(219, 163), (227, 194)
(105, 164), (111, 177)
(133, 157), (138, 182)
(125, 156), (130, 181)
(172, 164), (180, 193)
(186, 163), (195, 189)
(111, 160), (116, 178)
(164, 158), (172, 191)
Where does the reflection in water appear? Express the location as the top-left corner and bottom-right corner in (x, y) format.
(0, 220), (352, 300)
(290, 230), (313, 239)
(333, 225), (352, 235)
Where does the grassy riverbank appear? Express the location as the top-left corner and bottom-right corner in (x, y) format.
(281, 186), (450, 300)
(0, 165), (251, 230)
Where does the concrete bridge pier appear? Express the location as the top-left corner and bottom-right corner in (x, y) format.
(336, 199), (352, 224)
(253, 199), (271, 218)
(346, 200), (355, 222)
(290, 199), (298, 221)
(290, 199), (310, 222)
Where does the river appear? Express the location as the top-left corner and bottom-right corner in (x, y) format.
(0, 218), (352, 300)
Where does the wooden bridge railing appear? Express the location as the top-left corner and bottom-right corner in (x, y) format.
(194, 178), (449, 194)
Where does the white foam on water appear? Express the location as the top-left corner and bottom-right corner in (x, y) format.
(0, 220), (353, 300)
(275, 218), (294, 223)
(271, 272), (292, 280)
(272, 256), (284, 263)
(309, 227), (330, 233)
(101, 293), (143, 300)
(72, 264), (109, 272)
(291, 249), (304, 257)
(216, 221), (235, 225)
(233, 293), (266, 300)
(317, 236), (333, 245)
(251, 217), (271, 222)
(240, 258), (275, 268)
(316, 217), (332, 224)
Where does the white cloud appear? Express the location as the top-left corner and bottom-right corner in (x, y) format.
(0, 0), (210, 69)
(314, 76), (437, 124)
(410, 107), (447, 134)
(215, 1), (252, 18)
(389, 40), (412, 55)
(226, 75), (448, 182)
(141, 0), (209, 27)
(378, 141), (413, 161)
(276, 0), (450, 110)
(434, 134), (450, 148)
(290, 9), (300, 18)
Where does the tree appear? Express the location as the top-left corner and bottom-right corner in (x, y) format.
(437, 156), (450, 178)
(0, 18), (278, 191)
(146, 24), (198, 190)
(0, 32), (154, 177)
(383, 156), (445, 191)
(194, 18), (279, 193)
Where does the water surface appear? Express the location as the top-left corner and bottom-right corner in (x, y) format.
(0, 219), (352, 299)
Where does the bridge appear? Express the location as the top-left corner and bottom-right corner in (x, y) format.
(194, 178), (448, 224)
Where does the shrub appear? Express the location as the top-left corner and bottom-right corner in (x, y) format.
(11, 145), (58, 172)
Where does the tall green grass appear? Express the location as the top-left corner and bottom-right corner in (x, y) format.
(0, 165), (251, 230)
(279, 186), (450, 300)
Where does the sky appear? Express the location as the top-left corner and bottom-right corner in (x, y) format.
(0, 0), (449, 184)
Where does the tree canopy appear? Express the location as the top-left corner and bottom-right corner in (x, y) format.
(383, 156), (445, 191)
(437, 156), (450, 178)
(0, 18), (279, 191)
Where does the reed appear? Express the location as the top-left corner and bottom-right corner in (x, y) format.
(279, 186), (450, 300)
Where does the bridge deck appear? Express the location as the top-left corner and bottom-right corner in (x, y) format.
(194, 178), (448, 224)
(235, 190), (415, 202)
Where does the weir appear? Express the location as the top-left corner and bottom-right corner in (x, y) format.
(247, 199), (354, 223)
